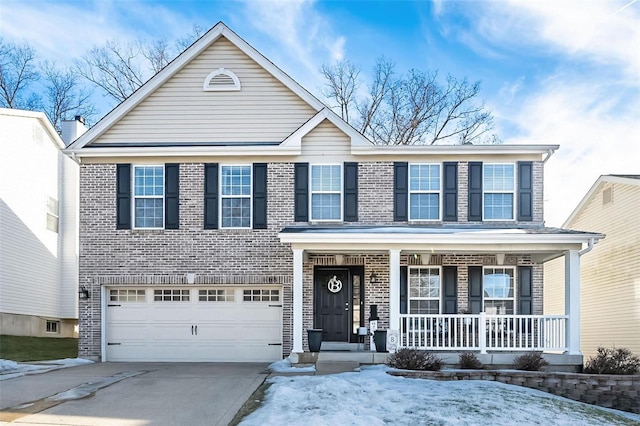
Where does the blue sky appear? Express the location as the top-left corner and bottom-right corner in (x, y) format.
(2, 0), (639, 226)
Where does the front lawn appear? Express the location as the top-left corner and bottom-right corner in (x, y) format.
(0, 335), (78, 362)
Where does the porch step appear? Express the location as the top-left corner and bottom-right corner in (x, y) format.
(317, 351), (389, 364)
(315, 361), (360, 375)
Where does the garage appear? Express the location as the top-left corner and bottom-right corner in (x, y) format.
(104, 287), (282, 362)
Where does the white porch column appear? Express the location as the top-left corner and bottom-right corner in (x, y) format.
(293, 248), (304, 353)
(565, 250), (581, 355)
(389, 249), (401, 331)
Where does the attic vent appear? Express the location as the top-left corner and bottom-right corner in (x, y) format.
(203, 68), (241, 91)
(603, 186), (613, 205)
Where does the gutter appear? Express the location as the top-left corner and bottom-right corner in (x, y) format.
(579, 237), (596, 256)
(543, 148), (556, 164)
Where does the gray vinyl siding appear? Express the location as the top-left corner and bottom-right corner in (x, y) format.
(95, 36), (317, 144)
(300, 119), (351, 160)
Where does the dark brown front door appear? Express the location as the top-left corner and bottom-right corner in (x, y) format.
(314, 268), (351, 342)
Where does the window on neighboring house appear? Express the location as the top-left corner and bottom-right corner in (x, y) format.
(133, 165), (164, 228)
(310, 165), (341, 221)
(220, 165), (252, 228)
(409, 164), (441, 220)
(46, 320), (59, 333)
(408, 267), (441, 314)
(483, 164), (515, 220)
(46, 196), (59, 233)
(483, 267), (515, 314)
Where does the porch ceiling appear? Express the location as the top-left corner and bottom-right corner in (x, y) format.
(278, 225), (603, 262)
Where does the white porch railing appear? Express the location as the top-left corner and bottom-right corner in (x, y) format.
(399, 313), (567, 353)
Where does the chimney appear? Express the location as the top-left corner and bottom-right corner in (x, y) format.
(61, 116), (88, 146)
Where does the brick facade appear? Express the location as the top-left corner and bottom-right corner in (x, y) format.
(79, 160), (548, 360)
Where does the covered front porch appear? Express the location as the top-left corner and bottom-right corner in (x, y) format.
(279, 225), (602, 367)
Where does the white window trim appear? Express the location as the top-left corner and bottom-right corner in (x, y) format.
(408, 266), (442, 314)
(408, 163), (442, 222)
(309, 163), (343, 222)
(482, 266), (516, 314)
(482, 163), (516, 221)
(132, 165), (165, 230)
(219, 164), (252, 229)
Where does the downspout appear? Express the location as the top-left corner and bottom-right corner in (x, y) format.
(579, 238), (596, 256)
(542, 148), (556, 164)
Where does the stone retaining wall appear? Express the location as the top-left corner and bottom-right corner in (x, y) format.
(389, 370), (640, 414)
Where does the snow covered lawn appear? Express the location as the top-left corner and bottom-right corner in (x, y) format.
(241, 366), (640, 425)
(0, 358), (93, 381)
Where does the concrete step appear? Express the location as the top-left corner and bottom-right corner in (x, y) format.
(317, 351), (389, 364)
(315, 361), (361, 375)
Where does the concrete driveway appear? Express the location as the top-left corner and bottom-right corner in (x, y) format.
(0, 362), (269, 425)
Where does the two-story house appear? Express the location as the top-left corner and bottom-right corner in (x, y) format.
(1, 109), (84, 338)
(65, 22), (601, 367)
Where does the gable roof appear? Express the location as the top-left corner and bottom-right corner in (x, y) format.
(66, 22), (330, 152)
(563, 174), (640, 226)
(0, 108), (64, 150)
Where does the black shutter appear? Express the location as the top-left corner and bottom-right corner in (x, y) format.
(468, 266), (483, 314)
(116, 164), (131, 229)
(400, 266), (408, 314)
(204, 163), (218, 229)
(294, 163), (309, 222)
(517, 161), (533, 221)
(253, 163), (268, 229)
(518, 266), (533, 315)
(394, 162), (408, 221)
(164, 164), (179, 229)
(468, 162), (483, 221)
(443, 266), (458, 314)
(344, 162), (358, 222)
(443, 162), (458, 221)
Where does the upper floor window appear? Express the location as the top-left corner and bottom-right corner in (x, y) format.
(408, 267), (441, 314)
(409, 164), (441, 220)
(483, 267), (515, 314)
(483, 164), (515, 220)
(221, 165), (251, 228)
(133, 165), (164, 228)
(310, 165), (342, 221)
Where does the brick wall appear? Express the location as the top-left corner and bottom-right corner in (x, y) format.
(79, 160), (547, 359)
(391, 370), (640, 414)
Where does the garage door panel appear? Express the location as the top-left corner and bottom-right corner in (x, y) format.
(105, 287), (282, 362)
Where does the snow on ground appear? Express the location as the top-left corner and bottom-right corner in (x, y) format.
(268, 357), (316, 373)
(0, 358), (93, 381)
(242, 366), (640, 426)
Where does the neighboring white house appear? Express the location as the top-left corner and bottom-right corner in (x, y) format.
(544, 175), (640, 359)
(0, 108), (85, 338)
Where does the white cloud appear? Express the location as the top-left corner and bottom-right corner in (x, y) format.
(238, 0), (346, 86)
(0, 1), (196, 63)
(505, 79), (640, 227)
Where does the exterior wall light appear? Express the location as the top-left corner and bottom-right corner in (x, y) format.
(369, 271), (378, 284)
(78, 286), (90, 299)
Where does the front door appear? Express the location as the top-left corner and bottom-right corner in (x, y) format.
(314, 268), (351, 342)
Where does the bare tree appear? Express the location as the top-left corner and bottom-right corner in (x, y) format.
(75, 40), (145, 102)
(320, 60), (360, 122)
(321, 56), (499, 145)
(0, 39), (39, 108)
(77, 25), (206, 103)
(41, 61), (96, 131)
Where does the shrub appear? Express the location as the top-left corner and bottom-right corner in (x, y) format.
(459, 352), (483, 369)
(512, 352), (549, 371)
(387, 348), (443, 371)
(584, 347), (640, 375)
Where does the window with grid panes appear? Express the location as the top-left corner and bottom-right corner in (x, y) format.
(408, 267), (441, 314)
(133, 165), (164, 228)
(310, 165), (341, 221)
(483, 164), (515, 220)
(221, 165), (251, 228)
(409, 164), (441, 220)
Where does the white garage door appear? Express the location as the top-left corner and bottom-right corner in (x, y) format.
(105, 287), (282, 362)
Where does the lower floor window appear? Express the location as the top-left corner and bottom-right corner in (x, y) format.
(46, 320), (59, 333)
(409, 267), (441, 314)
(483, 267), (515, 314)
